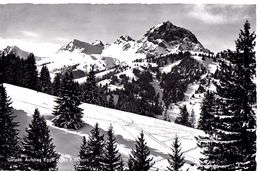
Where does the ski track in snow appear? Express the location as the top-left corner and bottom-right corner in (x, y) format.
(5, 83), (203, 171)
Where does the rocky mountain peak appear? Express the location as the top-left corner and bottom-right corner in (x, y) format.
(114, 35), (135, 44)
(1, 46), (32, 59)
(144, 21), (199, 44)
(58, 39), (104, 55)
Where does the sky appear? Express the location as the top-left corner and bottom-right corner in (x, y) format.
(0, 3), (256, 57)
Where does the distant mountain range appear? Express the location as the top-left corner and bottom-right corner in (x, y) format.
(0, 20), (217, 126)
(1, 20), (210, 73)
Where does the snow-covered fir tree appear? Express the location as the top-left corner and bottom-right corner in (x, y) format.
(128, 131), (154, 171)
(39, 65), (52, 94)
(0, 84), (20, 170)
(127, 156), (134, 171)
(24, 53), (39, 91)
(52, 72), (83, 129)
(52, 74), (61, 96)
(175, 105), (190, 127)
(197, 20), (256, 171)
(167, 135), (185, 171)
(189, 109), (196, 128)
(197, 91), (216, 131)
(76, 123), (105, 171)
(82, 65), (101, 105)
(22, 109), (60, 170)
(108, 94), (115, 109)
(103, 125), (122, 171)
(76, 136), (88, 171)
(139, 97), (150, 117)
(119, 158), (125, 171)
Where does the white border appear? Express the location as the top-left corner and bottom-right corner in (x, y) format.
(0, 0), (257, 4)
(0, 0), (259, 170)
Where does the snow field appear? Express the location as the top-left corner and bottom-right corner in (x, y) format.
(5, 83), (203, 171)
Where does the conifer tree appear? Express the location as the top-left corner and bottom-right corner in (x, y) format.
(175, 105), (190, 127)
(76, 123), (105, 171)
(77, 136), (88, 171)
(108, 94), (115, 109)
(0, 84), (20, 170)
(52, 74), (61, 96)
(197, 20), (256, 171)
(127, 156), (134, 171)
(197, 91), (216, 131)
(24, 53), (39, 91)
(139, 97), (150, 117)
(119, 159), (125, 171)
(103, 125), (122, 171)
(82, 66), (101, 105)
(189, 109), (196, 128)
(129, 131), (154, 171)
(52, 72), (83, 129)
(22, 109), (60, 170)
(235, 20), (256, 171)
(167, 135), (185, 171)
(39, 65), (52, 94)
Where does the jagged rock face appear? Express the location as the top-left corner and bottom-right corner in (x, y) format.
(1, 46), (29, 59)
(119, 35), (135, 42)
(144, 21), (198, 44)
(114, 35), (135, 45)
(139, 21), (208, 53)
(58, 39), (104, 55)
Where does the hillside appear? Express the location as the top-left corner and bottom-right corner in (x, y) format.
(5, 83), (203, 171)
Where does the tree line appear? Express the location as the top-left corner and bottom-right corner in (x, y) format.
(0, 52), (163, 118)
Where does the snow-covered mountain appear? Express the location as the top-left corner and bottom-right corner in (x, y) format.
(140, 21), (208, 53)
(102, 35), (144, 62)
(0, 45), (42, 61)
(1, 20), (211, 78)
(38, 39), (119, 78)
(102, 21), (210, 62)
(5, 83), (203, 171)
(57, 39), (104, 55)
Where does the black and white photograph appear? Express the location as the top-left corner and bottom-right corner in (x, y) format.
(0, 1), (257, 171)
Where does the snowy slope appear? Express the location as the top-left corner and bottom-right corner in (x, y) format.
(160, 60), (182, 73)
(38, 51), (110, 74)
(166, 55), (218, 125)
(102, 35), (145, 62)
(37, 39), (119, 78)
(5, 83), (203, 171)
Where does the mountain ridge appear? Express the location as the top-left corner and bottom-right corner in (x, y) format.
(0, 45), (42, 61)
(57, 39), (104, 55)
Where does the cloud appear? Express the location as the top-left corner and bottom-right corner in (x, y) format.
(188, 4), (226, 24)
(21, 31), (39, 37)
(188, 4), (255, 25)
